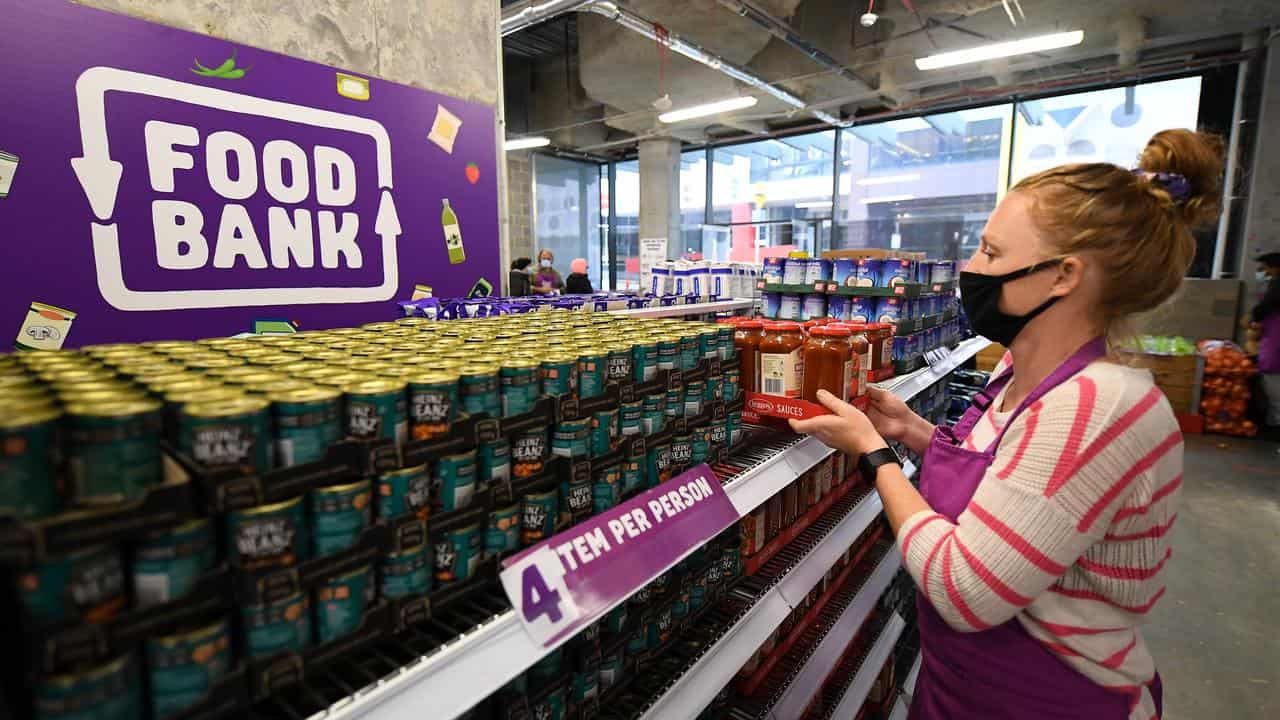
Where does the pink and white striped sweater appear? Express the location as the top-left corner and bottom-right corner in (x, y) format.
(898, 353), (1182, 720)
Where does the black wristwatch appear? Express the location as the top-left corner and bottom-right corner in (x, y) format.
(858, 447), (901, 484)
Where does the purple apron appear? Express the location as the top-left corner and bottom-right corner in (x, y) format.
(909, 338), (1162, 719)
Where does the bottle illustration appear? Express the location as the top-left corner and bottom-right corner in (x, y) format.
(442, 198), (466, 265)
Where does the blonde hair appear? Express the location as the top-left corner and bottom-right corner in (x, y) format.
(1012, 129), (1224, 326)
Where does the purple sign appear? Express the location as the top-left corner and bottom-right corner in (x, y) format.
(499, 464), (738, 649)
(0, 1), (500, 348)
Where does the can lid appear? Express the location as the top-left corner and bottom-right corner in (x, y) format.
(0, 403), (61, 428)
(183, 395), (271, 418)
(66, 397), (162, 417)
(343, 376), (407, 394)
(269, 386), (342, 404)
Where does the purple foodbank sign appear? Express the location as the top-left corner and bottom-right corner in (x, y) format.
(0, 1), (500, 347)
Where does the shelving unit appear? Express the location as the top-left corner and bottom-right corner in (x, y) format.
(888, 650), (922, 720)
(827, 613), (907, 720)
(314, 336), (988, 720)
(606, 298), (757, 317)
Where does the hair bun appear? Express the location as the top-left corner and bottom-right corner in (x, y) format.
(1137, 129), (1225, 227)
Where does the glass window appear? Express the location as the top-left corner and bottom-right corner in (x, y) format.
(679, 150), (708, 259)
(836, 105), (1012, 262)
(709, 131), (836, 262)
(611, 159), (641, 291)
(1010, 76), (1203, 185)
(533, 154), (604, 291)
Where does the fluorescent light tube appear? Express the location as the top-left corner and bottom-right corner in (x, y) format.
(856, 173), (921, 186)
(659, 96), (758, 124)
(915, 30), (1084, 71)
(860, 194), (915, 204)
(795, 200), (833, 209)
(506, 136), (551, 150)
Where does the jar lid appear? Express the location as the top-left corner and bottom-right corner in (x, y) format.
(831, 321), (868, 331)
(811, 326), (852, 337)
(868, 322), (892, 331)
(736, 320), (764, 329)
(764, 321), (802, 331)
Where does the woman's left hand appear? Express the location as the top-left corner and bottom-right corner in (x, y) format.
(789, 390), (889, 456)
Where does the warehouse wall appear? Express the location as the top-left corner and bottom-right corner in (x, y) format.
(507, 151), (535, 274)
(75, 0), (500, 106)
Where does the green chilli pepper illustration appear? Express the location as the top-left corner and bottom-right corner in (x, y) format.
(192, 49), (249, 79)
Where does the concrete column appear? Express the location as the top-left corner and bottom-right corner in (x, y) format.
(639, 137), (681, 252)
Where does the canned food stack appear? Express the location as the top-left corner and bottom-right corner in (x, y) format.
(1, 312), (745, 720)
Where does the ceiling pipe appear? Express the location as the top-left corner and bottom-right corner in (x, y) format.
(716, 0), (876, 90)
(582, 1), (844, 126)
(502, 0), (595, 37)
(501, 0), (844, 127)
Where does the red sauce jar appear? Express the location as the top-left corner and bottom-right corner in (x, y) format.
(803, 325), (853, 402)
(759, 321), (805, 398)
(734, 320), (765, 393)
(866, 323), (894, 375)
(831, 322), (870, 398)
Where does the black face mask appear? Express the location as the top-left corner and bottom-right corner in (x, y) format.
(959, 259), (1063, 346)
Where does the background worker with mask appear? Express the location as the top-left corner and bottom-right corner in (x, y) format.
(531, 248), (564, 295)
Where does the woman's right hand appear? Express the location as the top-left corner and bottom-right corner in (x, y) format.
(865, 386), (927, 445)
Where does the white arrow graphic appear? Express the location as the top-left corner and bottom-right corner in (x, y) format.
(375, 188), (402, 243)
(71, 67), (123, 220)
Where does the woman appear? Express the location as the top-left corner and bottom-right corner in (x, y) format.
(793, 129), (1222, 720)
(509, 257), (533, 296)
(1250, 251), (1280, 431)
(531, 249), (564, 295)
(565, 258), (594, 294)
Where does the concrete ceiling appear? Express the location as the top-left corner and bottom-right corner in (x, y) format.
(502, 0), (1280, 154)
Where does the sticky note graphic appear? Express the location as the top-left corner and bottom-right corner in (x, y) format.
(16, 301), (76, 351)
(0, 150), (18, 198)
(411, 284), (433, 301)
(252, 318), (299, 335)
(428, 105), (462, 155)
(336, 73), (370, 101)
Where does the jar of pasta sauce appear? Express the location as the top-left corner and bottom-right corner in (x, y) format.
(866, 323), (895, 376)
(733, 320), (765, 394)
(802, 326), (853, 403)
(831, 322), (870, 399)
(758, 322), (805, 399)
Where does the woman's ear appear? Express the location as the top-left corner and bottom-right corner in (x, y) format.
(1051, 256), (1086, 297)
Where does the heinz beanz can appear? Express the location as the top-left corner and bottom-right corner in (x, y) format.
(485, 504), (521, 558)
(407, 371), (458, 441)
(499, 359), (539, 417)
(310, 480), (372, 557)
(381, 539), (431, 598)
(19, 544), (125, 626)
(511, 426), (548, 479)
(478, 438), (511, 490)
(146, 618), (231, 720)
(227, 496), (308, 571)
(344, 377), (407, 446)
(242, 591), (310, 658)
(316, 565), (375, 643)
(378, 464), (431, 520)
(434, 450), (477, 512)
(590, 408), (619, 456)
(435, 524), (481, 584)
(180, 395), (272, 473)
(551, 417), (590, 459)
(0, 405), (61, 520)
(641, 394), (665, 434)
(36, 654), (141, 720)
(521, 488), (558, 545)
(66, 399), (162, 506)
(133, 518), (215, 607)
(271, 386), (342, 468)
(592, 464), (622, 513)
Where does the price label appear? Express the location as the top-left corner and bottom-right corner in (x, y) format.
(499, 546), (583, 647)
(924, 347), (952, 368)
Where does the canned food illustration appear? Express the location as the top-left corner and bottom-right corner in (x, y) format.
(16, 301), (75, 351)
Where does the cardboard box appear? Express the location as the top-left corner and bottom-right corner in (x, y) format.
(1157, 383), (1196, 414)
(975, 342), (1008, 373)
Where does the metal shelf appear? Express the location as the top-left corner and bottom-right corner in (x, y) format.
(606, 298), (757, 317)
(890, 695), (910, 720)
(311, 334), (982, 720)
(828, 612), (908, 720)
(904, 650), (922, 696)
(639, 491), (891, 720)
(771, 552), (903, 720)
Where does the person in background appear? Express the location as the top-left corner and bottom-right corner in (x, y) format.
(532, 249), (564, 295)
(791, 129), (1223, 720)
(565, 258), (594, 294)
(508, 257), (532, 296)
(1251, 251), (1280, 432)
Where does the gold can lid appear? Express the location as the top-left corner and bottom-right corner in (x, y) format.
(313, 372), (367, 388)
(41, 368), (115, 384)
(62, 389), (146, 405)
(66, 397), (162, 418)
(248, 354), (296, 367)
(164, 386), (243, 404)
(269, 386), (342, 404)
(183, 394), (271, 418)
(295, 366), (348, 381)
(343, 376), (406, 395)
(182, 355), (244, 370)
(457, 363), (498, 377)
(223, 371), (283, 387)
(0, 402), (61, 429)
(408, 370), (461, 385)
